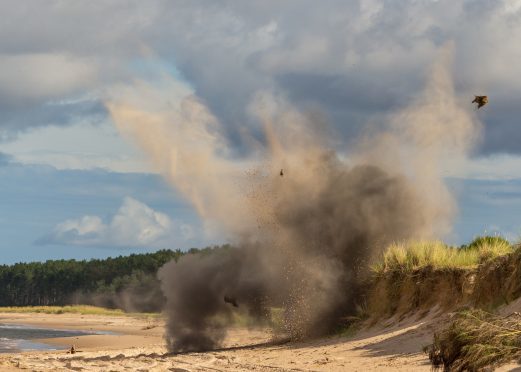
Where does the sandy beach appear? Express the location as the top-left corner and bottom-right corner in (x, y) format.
(0, 312), (440, 371)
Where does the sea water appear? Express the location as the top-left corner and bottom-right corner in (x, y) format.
(0, 323), (107, 352)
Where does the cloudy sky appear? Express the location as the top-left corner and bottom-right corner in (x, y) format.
(2, 0), (521, 263)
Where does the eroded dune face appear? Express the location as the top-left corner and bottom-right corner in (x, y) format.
(107, 44), (481, 351)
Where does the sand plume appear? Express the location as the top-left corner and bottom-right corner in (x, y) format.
(107, 44), (481, 351)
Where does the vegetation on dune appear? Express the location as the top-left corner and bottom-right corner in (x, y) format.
(371, 236), (513, 274)
(366, 235), (520, 325)
(459, 235), (511, 251)
(366, 235), (521, 370)
(427, 309), (521, 371)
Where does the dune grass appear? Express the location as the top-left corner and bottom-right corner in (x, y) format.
(0, 305), (159, 317)
(372, 237), (513, 274)
(426, 309), (521, 371)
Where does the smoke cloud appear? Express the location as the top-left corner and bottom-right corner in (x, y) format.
(107, 44), (481, 351)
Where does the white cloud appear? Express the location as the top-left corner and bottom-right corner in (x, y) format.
(39, 197), (188, 248)
(1, 121), (153, 173)
(0, 53), (97, 102)
(444, 154), (521, 180)
(110, 197), (171, 245)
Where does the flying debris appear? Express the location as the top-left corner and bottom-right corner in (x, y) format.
(224, 295), (238, 308)
(280, 169), (284, 177)
(472, 95), (488, 109)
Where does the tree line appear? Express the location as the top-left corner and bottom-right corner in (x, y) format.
(0, 245), (228, 312)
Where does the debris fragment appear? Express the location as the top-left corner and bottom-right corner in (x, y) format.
(472, 95), (488, 109)
(223, 295), (238, 307)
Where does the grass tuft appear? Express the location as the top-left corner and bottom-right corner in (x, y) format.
(460, 235), (510, 251)
(372, 237), (513, 275)
(426, 309), (521, 371)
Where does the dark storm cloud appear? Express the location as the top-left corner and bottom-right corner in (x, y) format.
(134, 0), (521, 156)
(0, 1), (151, 138)
(1, 1), (521, 154)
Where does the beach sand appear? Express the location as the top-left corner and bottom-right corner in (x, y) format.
(0, 312), (447, 371)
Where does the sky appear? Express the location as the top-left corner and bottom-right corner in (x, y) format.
(2, 1), (521, 263)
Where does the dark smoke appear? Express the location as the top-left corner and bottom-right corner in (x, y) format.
(158, 159), (426, 351)
(159, 247), (270, 351)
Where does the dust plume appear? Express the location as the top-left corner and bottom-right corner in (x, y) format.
(107, 44), (481, 351)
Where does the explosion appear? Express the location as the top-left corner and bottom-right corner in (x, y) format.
(107, 44), (481, 351)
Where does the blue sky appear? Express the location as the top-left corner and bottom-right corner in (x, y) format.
(2, 1), (521, 263)
(0, 160), (210, 263)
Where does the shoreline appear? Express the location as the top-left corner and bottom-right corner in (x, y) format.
(0, 312), (165, 353)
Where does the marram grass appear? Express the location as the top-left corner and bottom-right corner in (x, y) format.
(372, 238), (513, 274)
(426, 309), (521, 371)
